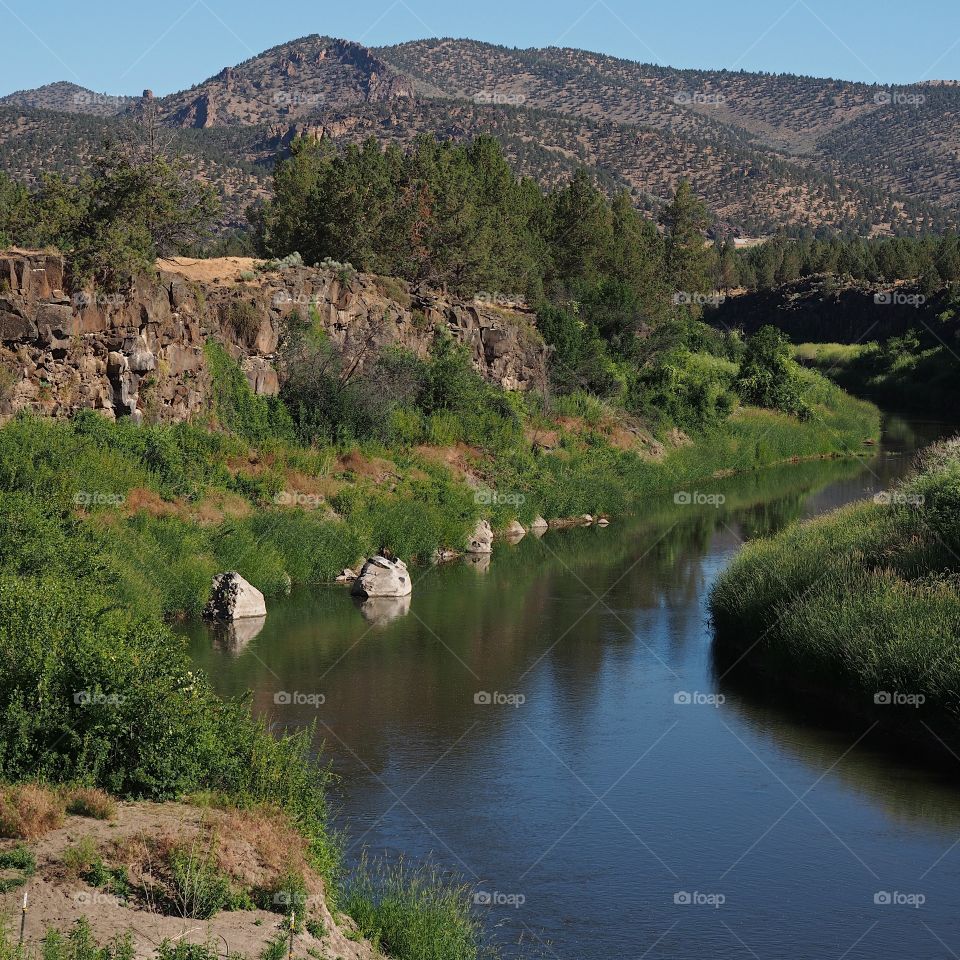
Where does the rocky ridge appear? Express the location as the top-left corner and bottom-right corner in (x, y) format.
(0, 252), (548, 425)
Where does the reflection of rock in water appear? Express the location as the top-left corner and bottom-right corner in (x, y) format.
(465, 553), (491, 574)
(358, 595), (412, 626)
(211, 615), (266, 655)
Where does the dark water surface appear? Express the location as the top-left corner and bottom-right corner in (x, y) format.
(182, 417), (960, 959)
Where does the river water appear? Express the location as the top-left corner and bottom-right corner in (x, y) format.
(182, 416), (960, 960)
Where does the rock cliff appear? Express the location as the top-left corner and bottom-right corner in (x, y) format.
(0, 252), (548, 424)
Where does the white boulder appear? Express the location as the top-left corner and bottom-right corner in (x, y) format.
(466, 519), (494, 554)
(351, 555), (412, 598)
(204, 572), (267, 621)
(531, 516), (549, 532)
(501, 520), (526, 542)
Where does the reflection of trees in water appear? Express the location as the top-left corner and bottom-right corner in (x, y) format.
(712, 650), (960, 833)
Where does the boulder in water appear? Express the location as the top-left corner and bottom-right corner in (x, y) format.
(351, 555), (412, 598)
(531, 516), (549, 532)
(204, 572), (267, 621)
(466, 519), (494, 554)
(501, 520), (526, 542)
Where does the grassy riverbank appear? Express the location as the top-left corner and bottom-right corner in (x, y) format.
(710, 436), (960, 752)
(0, 355), (879, 620)
(794, 340), (960, 415)
(0, 346), (877, 959)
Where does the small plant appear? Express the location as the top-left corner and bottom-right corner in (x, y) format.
(86, 858), (131, 899)
(39, 918), (134, 960)
(65, 786), (116, 820)
(156, 941), (240, 960)
(167, 841), (233, 919)
(224, 301), (262, 348)
(62, 836), (99, 878)
(305, 918), (326, 940)
(257, 933), (288, 960)
(255, 253), (304, 273)
(0, 843), (36, 893)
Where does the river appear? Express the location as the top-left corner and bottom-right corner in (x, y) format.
(181, 416), (960, 960)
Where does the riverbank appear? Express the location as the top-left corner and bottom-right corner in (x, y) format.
(0, 350), (878, 958)
(794, 340), (960, 416)
(710, 435), (960, 758)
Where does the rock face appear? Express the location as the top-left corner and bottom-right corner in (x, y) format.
(0, 252), (549, 424)
(466, 519), (494, 554)
(351, 555), (413, 598)
(204, 572), (267, 621)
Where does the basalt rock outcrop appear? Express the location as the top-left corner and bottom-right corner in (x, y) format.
(0, 251), (548, 424)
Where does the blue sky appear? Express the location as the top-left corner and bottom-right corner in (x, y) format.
(0, 0), (958, 97)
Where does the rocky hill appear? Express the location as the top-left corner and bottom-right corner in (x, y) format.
(1, 34), (958, 237)
(0, 81), (136, 116)
(0, 251), (547, 425)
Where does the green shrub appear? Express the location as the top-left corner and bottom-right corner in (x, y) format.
(344, 858), (481, 960)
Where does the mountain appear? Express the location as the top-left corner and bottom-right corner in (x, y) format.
(1, 34), (957, 238)
(0, 81), (138, 116)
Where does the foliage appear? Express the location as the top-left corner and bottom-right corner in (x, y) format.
(710, 436), (960, 741)
(6, 144), (218, 288)
(344, 858), (482, 960)
(205, 342), (295, 445)
(735, 326), (810, 418)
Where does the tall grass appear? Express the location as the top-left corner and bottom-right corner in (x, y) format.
(710, 436), (960, 742)
(344, 858), (484, 960)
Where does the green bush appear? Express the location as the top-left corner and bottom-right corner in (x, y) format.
(344, 859), (482, 960)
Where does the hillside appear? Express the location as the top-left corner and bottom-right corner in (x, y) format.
(0, 81), (136, 116)
(1, 34), (958, 236)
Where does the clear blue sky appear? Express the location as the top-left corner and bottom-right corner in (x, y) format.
(0, 0), (958, 97)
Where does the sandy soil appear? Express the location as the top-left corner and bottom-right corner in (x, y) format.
(156, 257), (264, 285)
(0, 803), (378, 960)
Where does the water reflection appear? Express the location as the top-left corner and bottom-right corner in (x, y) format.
(179, 416), (960, 960)
(210, 615), (266, 654)
(356, 594), (412, 626)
